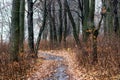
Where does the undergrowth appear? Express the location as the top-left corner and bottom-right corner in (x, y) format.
(74, 35), (120, 79)
(39, 35), (120, 79)
(0, 43), (35, 80)
(0, 34), (120, 79)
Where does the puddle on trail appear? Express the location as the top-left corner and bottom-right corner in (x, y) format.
(45, 64), (69, 80)
(40, 53), (64, 61)
(41, 53), (69, 80)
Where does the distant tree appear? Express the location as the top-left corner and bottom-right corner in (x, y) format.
(48, 1), (54, 49)
(57, 0), (63, 43)
(63, 0), (68, 47)
(103, 0), (120, 36)
(64, 0), (82, 48)
(0, 3), (3, 46)
(9, 0), (20, 61)
(52, 1), (57, 43)
(112, 0), (119, 35)
(118, 1), (120, 35)
(35, 0), (48, 55)
(103, 0), (113, 35)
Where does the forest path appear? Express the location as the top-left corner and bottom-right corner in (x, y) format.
(40, 53), (69, 80)
(28, 50), (94, 80)
(28, 50), (70, 80)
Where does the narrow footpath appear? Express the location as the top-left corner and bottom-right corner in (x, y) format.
(28, 51), (70, 80)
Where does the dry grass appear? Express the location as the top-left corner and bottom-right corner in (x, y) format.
(0, 43), (35, 80)
(0, 34), (120, 80)
(38, 34), (120, 79)
(39, 36), (76, 50)
(74, 35), (120, 80)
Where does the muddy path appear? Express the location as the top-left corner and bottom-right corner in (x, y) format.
(28, 52), (69, 80)
(41, 53), (69, 80)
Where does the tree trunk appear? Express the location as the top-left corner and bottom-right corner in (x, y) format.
(77, 17), (80, 36)
(65, 0), (82, 49)
(27, 0), (34, 53)
(48, 2), (54, 49)
(92, 29), (98, 64)
(57, 0), (63, 43)
(35, 0), (47, 55)
(63, 0), (67, 47)
(104, 0), (113, 36)
(19, 0), (25, 52)
(52, 2), (57, 43)
(0, 4), (3, 46)
(92, 14), (104, 64)
(118, 2), (120, 36)
(112, 0), (119, 35)
(9, 0), (20, 61)
(82, 0), (90, 42)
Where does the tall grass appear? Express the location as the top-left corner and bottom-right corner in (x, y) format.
(1, 34), (120, 79)
(74, 34), (120, 79)
(0, 43), (35, 80)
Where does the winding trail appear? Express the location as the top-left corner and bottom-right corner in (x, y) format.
(41, 53), (69, 80)
(28, 52), (70, 80)
(28, 50), (117, 80)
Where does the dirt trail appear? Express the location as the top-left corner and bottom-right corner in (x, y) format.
(42, 53), (69, 80)
(28, 50), (119, 80)
(28, 52), (69, 80)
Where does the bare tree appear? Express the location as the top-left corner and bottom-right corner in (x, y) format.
(27, 0), (34, 53)
(9, 0), (20, 61)
(63, 0), (68, 47)
(19, 0), (25, 52)
(112, 0), (119, 34)
(35, 0), (48, 55)
(57, 0), (63, 43)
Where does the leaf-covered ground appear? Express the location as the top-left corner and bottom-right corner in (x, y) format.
(28, 50), (120, 80)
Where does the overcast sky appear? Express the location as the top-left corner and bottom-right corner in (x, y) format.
(0, 0), (102, 42)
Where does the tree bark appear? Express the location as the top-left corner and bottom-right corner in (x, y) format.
(9, 0), (20, 61)
(104, 0), (113, 35)
(65, 0), (82, 48)
(63, 0), (67, 47)
(48, 1), (54, 49)
(57, 0), (63, 43)
(35, 0), (47, 55)
(52, 2), (57, 43)
(27, 0), (34, 53)
(112, 0), (119, 34)
(19, 0), (25, 52)
(82, 0), (90, 42)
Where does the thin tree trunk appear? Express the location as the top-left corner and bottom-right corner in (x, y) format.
(118, 2), (120, 36)
(92, 14), (104, 64)
(48, 2), (54, 49)
(63, 0), (67, 47)
(57, 0), (63, 43)
(112, 0), (119, 34)
(65, 0), (82, 48)
(52, 2), (57, 43)
(0, 5), (3, 46)
(27, 0), (34, 53)
(35, 0), (47, 55)
(104, 0), (113, 36)
(65, 0), (89, 64)
(77, 17), (80, 35)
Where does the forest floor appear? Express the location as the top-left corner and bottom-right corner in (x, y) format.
(28, 49), (111, 80)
